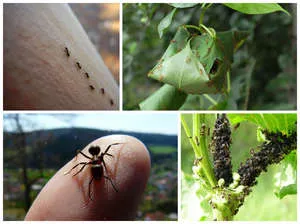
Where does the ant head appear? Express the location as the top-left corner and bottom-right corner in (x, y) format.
(89, 146), (100, 156)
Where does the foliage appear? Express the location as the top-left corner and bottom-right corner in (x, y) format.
(123, 3), (296, 110)
(181, 113), (297, 221)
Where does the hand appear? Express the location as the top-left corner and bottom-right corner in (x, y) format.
(25, 135), (151, 220)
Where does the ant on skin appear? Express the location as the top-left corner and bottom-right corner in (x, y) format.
(64, 143), (122, 200)
(65, 47), (70, 57)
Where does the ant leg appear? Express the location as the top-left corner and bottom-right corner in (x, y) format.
(102, 160), (118, 192)
(103, 142), (122, 154)
(106, 153), (113, 157)
(64, 162), (87, 175)
(104, 175), (118, 192)
(77, 150), (93, 160)
(72, 161), (93, 177)
(88, 176), (94, 200)
(102, 159), (109, 173)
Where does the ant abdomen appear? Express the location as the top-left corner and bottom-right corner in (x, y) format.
(91, 164), (103, 180)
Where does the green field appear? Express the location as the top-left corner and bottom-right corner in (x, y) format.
(149, 145), (177, 154)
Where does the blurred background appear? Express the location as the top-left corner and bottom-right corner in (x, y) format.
(71, 3), (119, 83)
(181, 114), (296, 221)
(123, 3), (296, 110)
(3, 113), (177, 220)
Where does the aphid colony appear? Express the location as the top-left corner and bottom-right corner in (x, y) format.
(238, 130), (297, 188)
(64, 47), (114, 106)
(210, 114), (233, 186)
(209, 115), (297, 190)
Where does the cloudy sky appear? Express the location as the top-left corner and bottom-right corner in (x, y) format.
(3, 113), (178, 135)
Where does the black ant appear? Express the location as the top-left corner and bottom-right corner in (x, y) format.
(110, 99), (114, 106)
(89, 85), (95, 90)
(65, 47), (70, 57)
(100, 88), (105, 95)
(76, 62), (82, 70)
(64, 143), (121, 200)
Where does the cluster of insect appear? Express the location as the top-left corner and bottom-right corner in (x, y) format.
(208, 115), (297, 190)
(210, 114), (233, 186)
(64, 47), (114, 106)
(64, 142), (122, 200)
(238, 130), (297, 188)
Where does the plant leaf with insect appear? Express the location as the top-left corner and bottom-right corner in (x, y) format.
(223, 3), (290, 15)
(158, 8), (177, 38)
(228, 114), (296, 136)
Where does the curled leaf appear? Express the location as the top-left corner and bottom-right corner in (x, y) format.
(148, 26), (249, 94)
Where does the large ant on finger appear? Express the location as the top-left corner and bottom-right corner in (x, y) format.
(64, 143), (122, 200)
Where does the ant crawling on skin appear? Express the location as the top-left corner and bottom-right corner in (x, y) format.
(64, 142), (123, 200)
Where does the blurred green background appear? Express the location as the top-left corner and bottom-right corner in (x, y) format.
(123, 3), (296, 110)
(181, 114), (296, 221)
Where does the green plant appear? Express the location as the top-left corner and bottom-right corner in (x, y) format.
(129, 3), (293, 110)
(181, 113), (297, 221)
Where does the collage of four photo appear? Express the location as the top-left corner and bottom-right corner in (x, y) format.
(2, 2), (297, 222)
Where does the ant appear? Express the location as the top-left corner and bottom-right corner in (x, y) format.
(89, 85), (95, 90)
(100, 88), (105, 95)
(64, 143), (121, 200)
(76, 62), (82, 70)
(110, 99), (114, 106)
(64, 47), (70, 57)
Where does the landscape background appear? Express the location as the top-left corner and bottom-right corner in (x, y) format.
(3, 114), (177, 221)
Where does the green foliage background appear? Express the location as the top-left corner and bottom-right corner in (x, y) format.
(181, 114), (296, 221)
(123, 3), (296, 110)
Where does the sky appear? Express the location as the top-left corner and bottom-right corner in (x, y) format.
(3, 113), (178, 135)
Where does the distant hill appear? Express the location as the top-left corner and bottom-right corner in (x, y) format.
(4, 128), (177, 169)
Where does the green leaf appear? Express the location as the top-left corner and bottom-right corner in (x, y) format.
(228, 114), (296, 136)
(274, 151), (297, 199)
(223, 3), (290, 15)
(158, 8), (177, 38)
(275, 184), (297, 199)
(169, 3), (198, 9)
(139, 84), (187, 110)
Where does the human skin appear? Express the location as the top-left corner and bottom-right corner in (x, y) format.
(25, 135), (151, 220)
(4, 4), (119, 110)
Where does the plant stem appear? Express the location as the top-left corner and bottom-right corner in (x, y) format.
(181, 115), (201, 157)
(193, 114), (216, 187)
(203, 94), (217, 105)
(226, 71), (231, 94)
(184, 24), (202, 33)
(199, 3), (212, 26)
